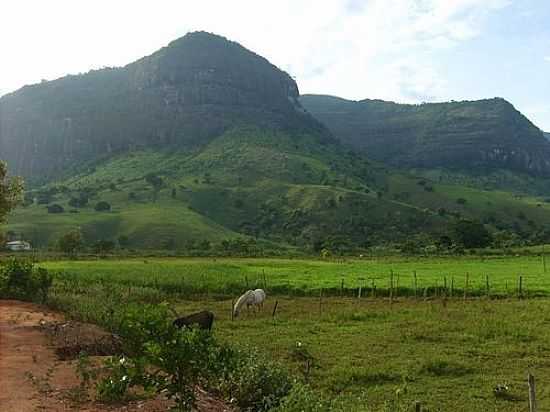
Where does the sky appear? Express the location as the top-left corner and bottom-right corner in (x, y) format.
(1, 0), (549, 130)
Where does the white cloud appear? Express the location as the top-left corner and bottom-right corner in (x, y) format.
(544, 56), (550, 62)
(0, 0), (511, 105)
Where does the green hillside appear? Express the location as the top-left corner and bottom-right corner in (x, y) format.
(4, 128), (444, 249)
(300, 95), (550, 179)
(7, 126), (550, 251)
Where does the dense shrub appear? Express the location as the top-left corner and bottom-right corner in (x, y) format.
(272, 383), (328, 412)
(215, 349), (292, 411)
(0, 258), (53, 303)
(95, 201), (111, 212)
(47, 203), (64, 214)
(92, 240), (116, 255)
(57, 230), (84, 257)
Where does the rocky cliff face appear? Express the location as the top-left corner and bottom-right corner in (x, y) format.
(0, 32), (329, 181)
(301, 95), (550, 177)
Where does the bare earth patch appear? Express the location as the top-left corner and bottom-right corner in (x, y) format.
(0, 300), (232, 412)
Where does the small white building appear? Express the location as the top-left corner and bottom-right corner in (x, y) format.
(5, 241), (32, 252)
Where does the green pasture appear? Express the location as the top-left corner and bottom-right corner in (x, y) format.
(41, 255), (550, 298)
(35, 255), (550, 410)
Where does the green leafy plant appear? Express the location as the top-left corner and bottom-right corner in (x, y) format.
(0, 258), (53, 303)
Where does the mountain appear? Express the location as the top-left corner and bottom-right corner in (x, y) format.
(544, 132), (550, 141)
(4, 33), (550, 251)
(300, 95), (550, 177)
(0, 32), (330, 183)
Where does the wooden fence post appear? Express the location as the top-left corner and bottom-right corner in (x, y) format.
(231, 299), (235, 321)
(340, 279), (344, 296)
(371, 280), (376, 298)
(486, 275), (490, 298)
(413, 271), (418, 299)
(389, 271), (394, 305)
(464, 273), (469, 301)
(450, 277), (454, 298)
(319, 288), (323, 316)
(358, 286), (362, 299)
(396, 273), (400, 297)
(414, 401), (422, 412)
(272, 300), (279, 318)
(528, 372), (537, 412)
(518, 275), (523, 299)
(543, 244), (547, 274)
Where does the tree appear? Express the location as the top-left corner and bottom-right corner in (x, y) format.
(92, 239), (115, 255)
(453, 219), (492, 249)
(58, 230), (84, 257)
(47, 204), (64, 214)
(145, 174), (163, 201)
(95, 201), (111, 212)
(118, 235), (130, 249)
(0, 161), (23, 224)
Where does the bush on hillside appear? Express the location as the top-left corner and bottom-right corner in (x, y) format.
(453, 219), (492, 249)
(57, 230), (84, 257)
(95, 201), (111, 212)
(92, 240), (116, 255)
(47, 203), (64, 214)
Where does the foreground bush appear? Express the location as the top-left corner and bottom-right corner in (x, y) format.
(0, 258), (53, 303)
(93, 303), (292, 411)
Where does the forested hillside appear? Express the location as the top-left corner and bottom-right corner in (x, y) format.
(300, 95), (550, 177)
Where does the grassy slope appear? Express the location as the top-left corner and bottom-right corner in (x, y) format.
(6, 128), (444, 248)
(8, 127), (550, 249)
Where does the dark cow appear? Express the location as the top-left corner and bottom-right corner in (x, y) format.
(172, 310), (214, 331)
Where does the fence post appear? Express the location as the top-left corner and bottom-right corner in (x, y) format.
(272, 300), (279, 318)
(518, 275), (523, 299)
(414, 401), (422, 412)
(450, 277), (454, 298)
(341, 278), (344, 296)
(543, 244), (547, 274)
(486, 275), (490, 298)
(389, 271), (394, 305)
(396, 273), (400, 297)
(528, 372), (537, 412)
(319, 288), (323, 316)
(464, 273), (469, 301)
(358, 286), (362, 299)
(371, 280), (376, 298)
(231, 299), (235, 321)
(413, 271), (418, 299)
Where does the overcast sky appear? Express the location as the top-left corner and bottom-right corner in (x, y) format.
(1, 0), (549, 130)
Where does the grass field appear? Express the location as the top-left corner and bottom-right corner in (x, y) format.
(30, 255), (550, 411)
(41, 255), (550, 298)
